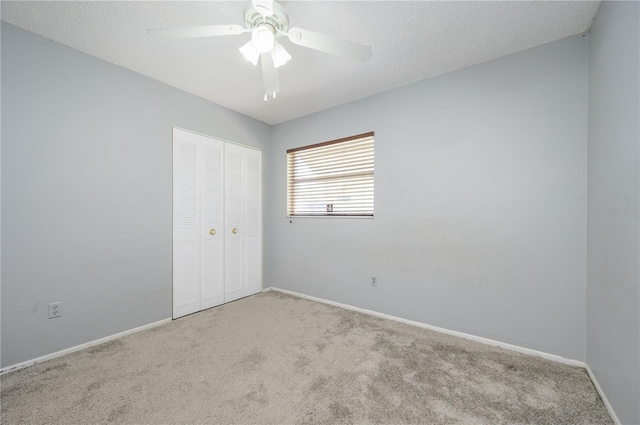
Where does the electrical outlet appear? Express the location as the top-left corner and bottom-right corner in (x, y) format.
(49, 302), (62, 319)
(371, 276), (377, 287)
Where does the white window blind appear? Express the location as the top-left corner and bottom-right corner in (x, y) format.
(287, 132), (374, 217)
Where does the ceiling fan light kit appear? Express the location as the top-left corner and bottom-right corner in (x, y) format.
(239, 40), (261, 65)
(250, 26), (275, 53)
(272, 43), (291, 68)
(148, 0), (372, 101)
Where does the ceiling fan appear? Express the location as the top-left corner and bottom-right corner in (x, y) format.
(148, 0), (373, 102)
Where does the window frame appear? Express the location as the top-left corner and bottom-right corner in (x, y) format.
(287, 132), (374, 218)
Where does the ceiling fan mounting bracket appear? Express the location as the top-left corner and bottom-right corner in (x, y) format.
(244, 1), (289, 34)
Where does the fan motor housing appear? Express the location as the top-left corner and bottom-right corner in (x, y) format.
(244, 1), (289, 35)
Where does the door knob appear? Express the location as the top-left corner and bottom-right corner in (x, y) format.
(232, 228), (238, 234)
(209, 229), (216, 236)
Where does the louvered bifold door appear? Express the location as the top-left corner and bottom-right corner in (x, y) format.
(243, 147), (262, 297)
(173, 129), (201, 319)
(200, 137), (225, 310)
(174, 128), (262, 316)
(224, 143), (262, 302)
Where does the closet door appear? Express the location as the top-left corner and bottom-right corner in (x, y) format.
(173, 129), (225, 318)
(243, 148), (263, 297)
(200, 138), (225, 310)
(224, 143), (262, 302)
(173, 129), (201, 318)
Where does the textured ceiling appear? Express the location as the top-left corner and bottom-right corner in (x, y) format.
(1, 1), (599, 125)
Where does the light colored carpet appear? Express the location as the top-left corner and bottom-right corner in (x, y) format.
(2, 291), (612, 424)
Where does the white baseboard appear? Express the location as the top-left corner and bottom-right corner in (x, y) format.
(585, 364), (622, 425)
(265, 287), (586, 368)
(0, 318), (172, 375)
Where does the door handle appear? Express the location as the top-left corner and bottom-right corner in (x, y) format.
(209, 229), (216, 236)
(232, 228), (238, 234)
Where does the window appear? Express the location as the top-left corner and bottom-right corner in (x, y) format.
(287, 132), (374, 217)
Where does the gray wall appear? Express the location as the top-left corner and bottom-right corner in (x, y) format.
(267, 35), (589, 361)
(1, 23), (269, 367)
(586, 2), (640, 424)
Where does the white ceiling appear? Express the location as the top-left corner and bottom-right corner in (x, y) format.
(1, 1), (599, 125)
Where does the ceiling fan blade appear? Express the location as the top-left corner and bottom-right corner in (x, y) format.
(261, 52), (279, 99)
(148, 25), (246, 39)
(252, 0), (274, 17)
(287, 27), (372, 63)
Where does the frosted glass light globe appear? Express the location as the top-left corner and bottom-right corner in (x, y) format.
(252, 26), (275, 53)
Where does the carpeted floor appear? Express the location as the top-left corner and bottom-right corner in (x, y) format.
(1, 291), (612, 425)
